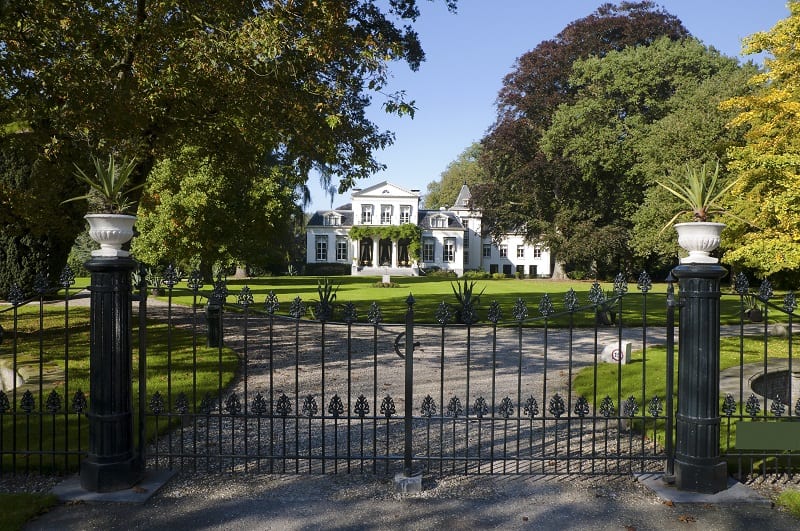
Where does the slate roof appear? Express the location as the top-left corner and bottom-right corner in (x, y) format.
(417, 210), (464, 230)
(307, 209), (354, 227)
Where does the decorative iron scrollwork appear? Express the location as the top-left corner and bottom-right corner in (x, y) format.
(487, 300), (502, 324)
(34, 272), (49, 295)
(472, 396), (488, 419)
(548, 394), (565, 418)
(574, 396), (590, 418)
(276, 393), (292, 416)
(435, 301), (452, 326)
(564, 289), (579, 312)
(770, 395), (785, 417)
(59, 265), (76, 289)
(745, 394), (761, 418)
(200, 392), (215, 414)
(380, 395), (396, 418)
(499, 397), (514, 419)
(523, 396), (539, 418)
(368, 302), (382, 325)
(174, 392), (189, 414)
(722, 394), (736, 417)
(327, 395), (344, 418)
(538, 294), (554, 318)
(613, 273), (628, 295)
(758, 279), (773, 302)
(623, 396), (639, 417)
(637, 271), (652, 293)
(342, 302), (358, 323)
(237, 286), (254, 308)
(648, 396), (664, 418)
(72, 390), (87, 414)
(354, 395), (370, 417)
(446, 396), (462, 418)
(302, 395), (318, 417)
(225, 393), (242, 415)
(163, 264), (180, 287)
(512, 298), (528, 322)
(783, 292), (797, 314)
(187, 270), (203, 292)
(588, 282), (605, 306)
(0, 391), (9, 413)
(733, 272), (749, 295)
(263, 290), (280, 314)
(8, 283), (25, 307)
(252, 393), (268, 416)
(20, 390), (35, 413)
(149, 391), (165, 415)
(599, 396), (615, 418)
(46, 390), (61, 414)
(420, 395), (436, 418)
(289, 297), (306, 319)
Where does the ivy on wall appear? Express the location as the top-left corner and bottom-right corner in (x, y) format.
(348, 223), (422, 260)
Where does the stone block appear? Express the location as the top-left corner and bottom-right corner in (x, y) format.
(600, 342), (631, 364)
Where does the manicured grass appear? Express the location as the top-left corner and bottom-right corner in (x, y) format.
(144, 274), (770, 327)
(0, 304), (238, 472)
(573, 335), (799, 451)
(777, 489), (800, 518)
(0, 492), (57, 531)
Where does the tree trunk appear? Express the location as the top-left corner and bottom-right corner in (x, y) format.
(233, 265), (248, 279)
(551, 257), (567, 280)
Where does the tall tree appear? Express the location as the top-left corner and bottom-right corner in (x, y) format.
(131, 148), (301, 279)
(473, 1), (688, 278)
(720, 1), (800, 284)
(424, 143), (485, 209)
(0, 0), (456, 296)
(541, 37), (749, 273)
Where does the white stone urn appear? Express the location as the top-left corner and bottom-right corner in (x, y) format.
(85, 213), (136, 258)
(674, 222), (725, 264)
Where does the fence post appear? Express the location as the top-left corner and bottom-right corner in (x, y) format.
(671, 264), (728, 493)
(404, 294), (414, 477)
(80, 257), (141, 492)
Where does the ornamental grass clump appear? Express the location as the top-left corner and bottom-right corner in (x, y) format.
(656, 162), (741, 233)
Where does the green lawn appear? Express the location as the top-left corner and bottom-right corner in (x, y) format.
(573, 335), (799, 451)
(0, 492), (57, 531)
(142, 274), (766, 327)
(0, 304), (238, 473)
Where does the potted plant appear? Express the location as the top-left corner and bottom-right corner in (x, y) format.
(63, 154), (142, 258)
(656, 162), (740, 264)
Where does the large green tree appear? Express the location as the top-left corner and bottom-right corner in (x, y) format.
(473, 1), (688, 278)
(541, 37), (751, 273)
(0, 0), (455, 296)
(424, 143), (485, 209)
(131, 148), (300, 278)
(720, 1), (800, 284)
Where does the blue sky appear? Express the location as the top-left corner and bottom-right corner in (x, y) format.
(308, 0), (791, 212)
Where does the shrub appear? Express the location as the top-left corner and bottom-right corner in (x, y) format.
(425, 269), (457, 279)
(304, 263), (351, 276)
(491, 273), (507, 280)
(463, 270), (490, 280)
(372, 281), (400, 288)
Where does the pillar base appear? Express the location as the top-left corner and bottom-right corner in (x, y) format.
(674, 458), (728, 494)
(80, 456), (141, 493)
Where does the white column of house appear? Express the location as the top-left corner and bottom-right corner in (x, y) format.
(373, 239), (379, 266)
(391, 240), (398, 267)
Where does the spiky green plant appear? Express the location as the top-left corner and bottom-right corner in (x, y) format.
(62, 154), (142, 214)
(656, 162), (740, 233)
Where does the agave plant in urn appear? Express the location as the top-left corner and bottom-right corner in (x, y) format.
(63, 154), (143, 258)
(657, 162), (741, 264)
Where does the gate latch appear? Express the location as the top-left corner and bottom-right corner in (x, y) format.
(394, 332), (421, 359)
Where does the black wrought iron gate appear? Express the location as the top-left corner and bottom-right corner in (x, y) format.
(139, 273), (671, 476)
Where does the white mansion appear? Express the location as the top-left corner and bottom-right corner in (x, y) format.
(305, 182), (551, 277)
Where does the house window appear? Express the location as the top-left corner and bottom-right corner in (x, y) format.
(400, 205), (411, 224)
(361, 205), (373, 224)
(482, 244), (491, 258)
(499, 244), (508, 257)
(315, 235), (328, 262)
(381, 205), (392, 224)
(336, 237), (348, 261)
(517, 245), (525, 258)
(533, 246), (542, 259)
(463, 218), (469, 229)
(444, 238), (455, 262)
(325, 214), (340, 226)
(422, 239), (435, 262)
(431, 216), (446, 228)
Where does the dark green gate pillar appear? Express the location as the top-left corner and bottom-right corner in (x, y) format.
(671, 264), (728, 493)
(80, 257), (141, 492)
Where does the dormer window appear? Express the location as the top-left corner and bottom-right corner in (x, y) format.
(325, 213), (340, 226)
(431, 216), (447, 228)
